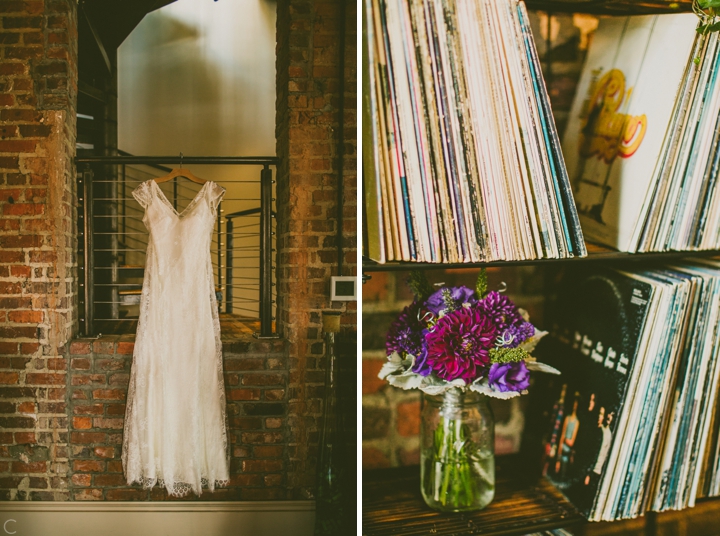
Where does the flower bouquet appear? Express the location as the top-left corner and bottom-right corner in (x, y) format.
(379, 270), (558, 512)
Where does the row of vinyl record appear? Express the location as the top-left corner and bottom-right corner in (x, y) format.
(363, 4), (720, 262)
(362, 0), (585, 263)
(525, 259), (720, 521)
(567, 13), (720, 253)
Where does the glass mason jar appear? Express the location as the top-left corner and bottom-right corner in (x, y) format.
(420, 388), (495, 512)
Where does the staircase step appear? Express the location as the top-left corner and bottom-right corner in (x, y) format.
(118, 265), (144, 278)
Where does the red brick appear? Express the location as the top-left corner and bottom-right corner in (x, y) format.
(92, 340), (114, 354)
(71, 358), (91, 370)
(266, 418), (282, 429)
(362, 447), (391, 469)
(229, 474), (262, 486)
(105, 404), (125, 415)
(242, 459), (283, 473)
(107, 461), (123, 473)
(74, 489), (103, 500)
(254, 445), (284, 458)
(228, 389), (260, 401)
(265, 389), (285, 401)
(48, 388), (66, 400)
(116, 342), (134, 355)
(69, 341), (91, 355)
(224, 358), (265, 371)
(70, 432), (106, 444)
(241, 373), (284, 386)
(2, 15), (42, 28)
(0, 325), (36, 338)
(73, 404), (103, 415)
(71, 374), (106, 386)
(0, 63), (25, 75)
(398, 447), (420, 466)
(93, 474), (125, 486)
(73, 460), (104, 472)
(0, 342), (18, 354)
(396, 400), (420, 437)
(47, 358), (65, 370)
(0, 235), (41, 249)
(13, 432), (34, 444)
(0, 372), (18, 384)
(362, 359), (386, 395)
(72, 417), (91, 429)
(92, 417), (123, 429)
(25, 373), (64, 385)
(7, 310), (43, 323)
(12, 461), (46, 473)
(0, 140), (36, 153)
(92, 389), (125, 400)
(0, 251), (24, 263)
(71, 473), (91, 487)
(264, 474), (283, 487)
(0, 156), (18, 171)
(94, 447), (115, 458)
(17, 401), (34, 413)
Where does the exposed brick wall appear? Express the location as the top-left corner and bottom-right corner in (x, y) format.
(65, 335), (289, 501)
(276, 0), (357, 499)
(0, 0), (78, 500)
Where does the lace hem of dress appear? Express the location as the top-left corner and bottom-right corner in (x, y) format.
(129, 476), (230, 497)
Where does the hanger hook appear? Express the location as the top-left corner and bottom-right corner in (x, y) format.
(180, 152), (183, 168)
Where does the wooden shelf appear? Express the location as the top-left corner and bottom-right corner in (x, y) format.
(524, 0), (691, 15)
(363, 455), (584, 536)
(362, 245), (720, 272)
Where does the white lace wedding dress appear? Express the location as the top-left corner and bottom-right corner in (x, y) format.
(122, 179), (229, 496)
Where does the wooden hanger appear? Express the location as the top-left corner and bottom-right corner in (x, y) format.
(154, 153), (207, 184)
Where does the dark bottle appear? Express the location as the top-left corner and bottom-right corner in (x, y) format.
(314, 311), (350, 536)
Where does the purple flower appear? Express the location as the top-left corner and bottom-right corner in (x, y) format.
(424, 306), (497, 382)
(386, 301), (427, 358)
(426, 286), (478, 316)
(478, 291), (523, 331)
(500, 321), (535, 348)
(411, 341), (432, 376)
(488, 361), (530, 392)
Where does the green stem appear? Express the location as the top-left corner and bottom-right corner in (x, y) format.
(439, 417), (451, 505)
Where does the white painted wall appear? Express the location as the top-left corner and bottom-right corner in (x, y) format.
(118, 0), (276, 161)
(118, 0), (277, 319)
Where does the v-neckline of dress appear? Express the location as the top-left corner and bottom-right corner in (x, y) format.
(151, 179), (210, 219)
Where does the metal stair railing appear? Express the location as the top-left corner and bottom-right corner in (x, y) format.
(76, 153), (278, 338)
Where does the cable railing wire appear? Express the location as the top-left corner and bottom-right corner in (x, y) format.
(77, 154), (277, 338)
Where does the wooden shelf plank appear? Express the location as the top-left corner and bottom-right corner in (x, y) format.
(362, 245), (720, 272)
(524, 0), (691, 15)
(363, 455), (585, 535)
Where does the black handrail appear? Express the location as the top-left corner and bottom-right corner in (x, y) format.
(76, 155), (278, 165)
(75, 154), (277, 338)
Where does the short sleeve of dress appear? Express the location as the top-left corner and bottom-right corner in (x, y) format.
(132, 180), (153, 208)
(207, 181), (226, 210)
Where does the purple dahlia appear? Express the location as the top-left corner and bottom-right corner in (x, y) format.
(478, 291), (523, 331)
(424, 306), (498, 382)
(488, 361), (530, 392)
(425, 286), (478, 316)
(385, 301), (427, 358)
